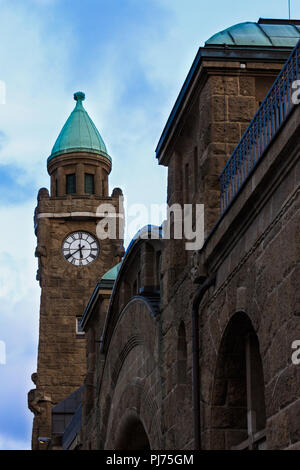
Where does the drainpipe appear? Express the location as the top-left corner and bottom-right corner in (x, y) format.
(192, 272), (216, 450)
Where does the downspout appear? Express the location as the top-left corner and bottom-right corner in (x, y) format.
(192, 272), (216, 450)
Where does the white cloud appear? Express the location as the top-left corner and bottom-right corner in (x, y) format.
(0, 434), (30, 450)
(0, 202), (38, 301)
(0, 1), (74, 177)
(0, 201), (39, 448)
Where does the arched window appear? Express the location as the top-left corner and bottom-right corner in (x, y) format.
(115, 415), (151, 450)
(177, 322), (187, 384)
(211, 312), (266, 450)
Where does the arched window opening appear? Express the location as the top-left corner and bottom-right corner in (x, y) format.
(115, 415), (150, 450)
(211, 312), (266, 450)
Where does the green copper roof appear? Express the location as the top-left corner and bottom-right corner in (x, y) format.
(48, 91), (111, 163)
(205, 21), (300, 48)
(101, 262), (122, 281)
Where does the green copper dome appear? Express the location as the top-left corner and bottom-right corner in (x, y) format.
(48, 91), (111, 163)
(205, 20), (300, 48)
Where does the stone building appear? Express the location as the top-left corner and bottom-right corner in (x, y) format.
(29, 18), (300, 450)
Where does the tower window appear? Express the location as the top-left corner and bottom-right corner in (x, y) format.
(85, 173), (95, 194)
(66, 174), (76, 194)
(76, 317), (85, 336)
(55, 178), (58, 197)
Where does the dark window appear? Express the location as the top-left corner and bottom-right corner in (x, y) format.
(85, 173), (95, 194)
(55, 178), (58, 197)
(76, 317), (84, 336)
(66, 174), (76, 194)
(211, 313), (266, 450)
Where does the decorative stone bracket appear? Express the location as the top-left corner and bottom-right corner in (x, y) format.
(190, 250), (208, 284)
(28, 372), (53, 416)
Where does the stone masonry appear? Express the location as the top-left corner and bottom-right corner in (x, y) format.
(78, 27), (299, 450)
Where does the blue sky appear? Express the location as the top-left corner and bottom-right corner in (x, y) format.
(0, 0), (299, 450)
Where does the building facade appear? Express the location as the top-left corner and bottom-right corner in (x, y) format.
(29, 19), (300, 450)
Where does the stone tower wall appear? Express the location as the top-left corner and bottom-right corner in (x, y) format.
(29, 188), (124, 449)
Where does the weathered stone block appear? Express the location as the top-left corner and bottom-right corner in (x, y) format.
(211, 95), (226, 122)
(210, 122), (241, 143)
(210, 76), (239, 96)
(267, 411), (290, 449)
(227, 96), (256, 122)
(239, 76), (255, 97)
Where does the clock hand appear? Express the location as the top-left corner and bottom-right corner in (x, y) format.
(66, 244), (82, 259)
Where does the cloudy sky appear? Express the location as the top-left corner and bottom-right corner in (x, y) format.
(0, 0), (299, 450)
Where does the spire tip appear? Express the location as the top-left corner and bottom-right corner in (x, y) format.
(74, 91), (85, 102)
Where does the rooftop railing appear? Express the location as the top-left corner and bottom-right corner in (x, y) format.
(219, 39), (300, 215)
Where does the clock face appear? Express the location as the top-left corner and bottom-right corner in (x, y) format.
(62, 231), (99, 267)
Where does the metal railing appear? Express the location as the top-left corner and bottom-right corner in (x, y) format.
(219, 39), (300, 215)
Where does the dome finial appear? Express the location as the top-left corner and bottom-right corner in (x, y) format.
(74, 91), (85, 102)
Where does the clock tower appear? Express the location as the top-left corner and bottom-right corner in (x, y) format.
(28, 92), (124, 449)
